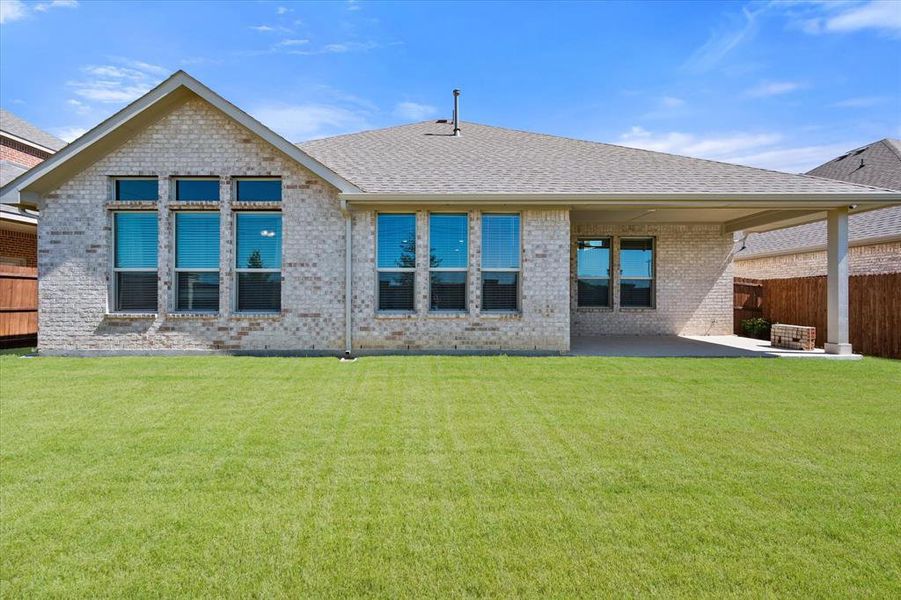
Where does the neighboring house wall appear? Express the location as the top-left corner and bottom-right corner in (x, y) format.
(0, 136), (51, 169)
(0, 229), (37, 266)
(734, 241), (901, 279)
(351, 208), (571, 352)
(38, 97), (346, 353)
(571, 223), (733, 336)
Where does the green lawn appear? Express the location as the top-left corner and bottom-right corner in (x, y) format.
(1, 355), (899, 598)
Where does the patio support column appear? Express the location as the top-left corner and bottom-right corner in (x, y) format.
(825, 206), (852, 355)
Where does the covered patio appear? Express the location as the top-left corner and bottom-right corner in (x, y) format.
(569, 335), (862, 359)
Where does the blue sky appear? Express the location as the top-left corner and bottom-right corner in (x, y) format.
(1, 0), (899, 173)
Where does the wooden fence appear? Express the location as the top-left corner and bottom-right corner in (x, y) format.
(734, 273), (901, 359)
(0, 266), (37, 348)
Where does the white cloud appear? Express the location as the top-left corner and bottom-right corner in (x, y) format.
(723, 143), (856, 173)
(251, 25), (275, 32)
(276, 6), (291, 15)
(34, 0), (78, 12)
(347, 0), (362, 11)
(744, 81), (804, 98)
(66, 98), (90, 115)
(683, 5), (766, 72)
(660, 96), (685, 108)
(252, 104), (371, 141)
(824, 0), (901, 34)
(51, 126), (87, 142)
(0, 0), (27, 24)
(276, 38), (309, 47)
(831, 96), (887, 108)
(394, 101), (437, 120)
(67, 60), (167, 104)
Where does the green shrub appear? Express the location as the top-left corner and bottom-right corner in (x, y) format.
(742, 317), (771, 340)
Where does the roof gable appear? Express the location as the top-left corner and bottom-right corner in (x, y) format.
(0, 71), (360, 204)
(805, 138), (901, 191)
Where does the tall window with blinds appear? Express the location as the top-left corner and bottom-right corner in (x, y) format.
(175, 213), (220, 312)
(481, 214), (520, 312)
(113, 212), (158, 312)
(235, 213), (282, 312)
(577, 238), (611, 307)
(377, 213), (416, 311)
(429, 213), (468, 311)
(619, 238), (655, 308)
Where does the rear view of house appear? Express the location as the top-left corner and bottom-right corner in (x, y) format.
(1, 72), (899, 355)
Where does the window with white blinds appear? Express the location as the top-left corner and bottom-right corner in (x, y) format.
(175, 212), (220, 312)
(620, 238), (655, 308)
(429, 213), (468, 311)
(113, 212), (158, 312)
(481, 214), (520, 312)
(377, 214), (416, 311)
(235, 213), (282, 312)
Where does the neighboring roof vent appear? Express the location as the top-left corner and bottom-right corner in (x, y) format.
(452, 89), (461, 137)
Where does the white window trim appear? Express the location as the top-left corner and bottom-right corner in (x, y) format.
(233, 211), (282, 313)
(173, 177), (220, 203)
(618, 236), (656, 309)
(577, 237), (613, 308)
(111, 210), (158, 314)
(110, 176), (159, 202)
(233, 177), (282, 203)
(173, 211), (220, 313)
(480, 212), (522, 313)
(429, 212), (469, 312)
(376, 212), (416, 313)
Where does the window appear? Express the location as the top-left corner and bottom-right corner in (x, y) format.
(377, 213), (416, 311)
(175, 213), (220, 312)
(114, 178), (158, 202)
(577, 238), (611, 307)
(481, 214), (520, 311)
(620, 238), (654, 308)
(429, 213), (468, 311)
(175, 178), (219, 202)
(235, 213), (282, 312)
(113, 212), (158, 312)
(235, 178), (281, 202)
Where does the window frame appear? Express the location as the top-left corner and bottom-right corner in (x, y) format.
(111, 176), (158, 202)
(480, 212), (522, 313)
(233, 177), (282, 203)
(576, 237), (613, 308)
(233, 211), (283, 313)
(174, 177), (220, 203)
(173, 211), (220, 313)
(428, 212), (469, 312)
(618, 236), (656, 309)
(376, 212), (417, 313)
(111, 210), (158, 314)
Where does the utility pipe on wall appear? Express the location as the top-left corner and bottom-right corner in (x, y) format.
(341, 199), (353, 357)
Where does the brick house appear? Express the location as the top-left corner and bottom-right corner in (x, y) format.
(0, 109), (66, 267)
(734, 139), (901, 279)
(1, 72), (899, 355)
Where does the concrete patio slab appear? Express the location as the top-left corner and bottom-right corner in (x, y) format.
(570, 335), (862, 359)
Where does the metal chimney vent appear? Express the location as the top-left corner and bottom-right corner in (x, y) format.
(452, 89), (461, 137)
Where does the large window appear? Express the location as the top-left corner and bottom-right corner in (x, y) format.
(113, 212), (158, 312)
(377, 213), (416, 311)
(114, 178), (158, 202)
(620, 238), (655, 308)
(175, 178), (219, 202)
(236, 178), (281, 202)
(429, 213), (468, 311)
(175, 213), (220, 312)
(481, 214), (520, 312)
(235, 213), (282, 312)
(577, 238), (611, 307)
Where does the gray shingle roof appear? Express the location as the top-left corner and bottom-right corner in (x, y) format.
(806, 138), (901, 191)
(0, 160), (28, 187)
(0, 108), (66, 152)
(298, 120), (897, 195)
(738, 139), (901, 258)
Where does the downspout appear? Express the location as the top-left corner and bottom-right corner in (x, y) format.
(341, 199), (353, 357)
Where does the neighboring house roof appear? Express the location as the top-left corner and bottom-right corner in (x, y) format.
(0, 108), (66, 152)
(737, 139), (901, 259)
(299, 120), (897, 196)
(0, 160), (28, 188)
(806, 138), (901, 191)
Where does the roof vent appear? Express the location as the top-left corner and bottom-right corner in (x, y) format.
(452, 89), (461, 137)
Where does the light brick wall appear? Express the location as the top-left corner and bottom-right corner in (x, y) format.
(38, 97), (346, 353)
(734, 241), (901, 279)
(571, 223), (733, 336)
(351, 208), (571, 352)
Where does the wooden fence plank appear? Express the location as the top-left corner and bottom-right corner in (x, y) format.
(0, 267), (38, 347)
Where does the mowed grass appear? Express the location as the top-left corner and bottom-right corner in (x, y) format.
(1, 355), (899, 598)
